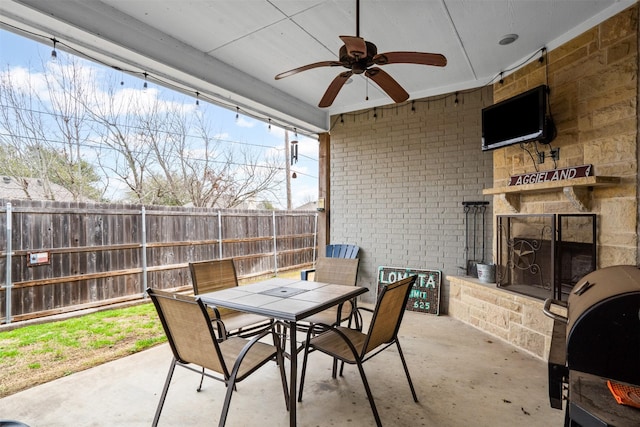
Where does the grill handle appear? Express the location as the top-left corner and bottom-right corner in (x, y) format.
(543, 298), (568, 324)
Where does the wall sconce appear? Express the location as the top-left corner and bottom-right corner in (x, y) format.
(317, 198), (325, 212)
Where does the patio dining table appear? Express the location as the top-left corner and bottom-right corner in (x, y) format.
(199, 277), (368, 427)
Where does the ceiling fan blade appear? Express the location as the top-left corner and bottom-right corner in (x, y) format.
(373, 52), (447, 67)
(365, 67), (409, 103)
(275, 61), (344, 80)
(319, 71), (353, 108)
(339, 35), (367, 58)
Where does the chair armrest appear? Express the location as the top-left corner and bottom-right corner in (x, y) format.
(300, 268), (316, 280)
(202, 303), (229, 340)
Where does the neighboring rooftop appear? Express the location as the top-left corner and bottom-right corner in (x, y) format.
(0, 176), (81, 202)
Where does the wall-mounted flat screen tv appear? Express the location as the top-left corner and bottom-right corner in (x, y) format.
(482, 84), (550, 151)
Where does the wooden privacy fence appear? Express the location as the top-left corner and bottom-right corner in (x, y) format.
(0, 200), (318, 324)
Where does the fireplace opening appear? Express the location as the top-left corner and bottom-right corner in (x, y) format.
(497, 214), (596, 301)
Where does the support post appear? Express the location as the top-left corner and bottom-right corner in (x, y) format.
(318, 132), (330, 253)
(4, 202), (12, 324)
(141, 206), (148, 291)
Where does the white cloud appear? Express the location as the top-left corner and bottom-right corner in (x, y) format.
(235, 116), (255, 128)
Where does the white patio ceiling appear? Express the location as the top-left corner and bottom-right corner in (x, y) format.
(1, 0), (636, 134)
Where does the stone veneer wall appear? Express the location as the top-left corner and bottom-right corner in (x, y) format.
(490, 4), (639, 266)
(447, 276), (565, 359)
(447, 5), (638, 360)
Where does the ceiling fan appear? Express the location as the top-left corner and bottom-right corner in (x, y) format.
(274, 0), (447, 108)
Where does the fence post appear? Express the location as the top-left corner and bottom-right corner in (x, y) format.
(217, 211), (223, 259)
(4, 202), (12, 324)
(313, 212), (318, 267)
(272, 211), (278, 275)
(141, 206), (147, 291)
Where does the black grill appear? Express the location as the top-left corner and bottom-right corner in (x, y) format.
(544, 265), (640, 426)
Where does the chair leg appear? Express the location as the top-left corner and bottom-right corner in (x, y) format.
(197, 367), (205, 392)
(152, 358), (177, 427)
(273, 330), (290, 411)
(396, 340), (418, 402)
(219, 374), (238, 427)
(297, 330), (313, 402)
(354, 360), (382, 427)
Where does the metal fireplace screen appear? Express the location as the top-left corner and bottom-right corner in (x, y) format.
(497, 214), (596, 301)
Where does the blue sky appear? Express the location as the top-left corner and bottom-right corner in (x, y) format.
(0, 28), (318, 209)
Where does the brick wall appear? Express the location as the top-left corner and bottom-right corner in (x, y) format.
(329, 86), (494, 308)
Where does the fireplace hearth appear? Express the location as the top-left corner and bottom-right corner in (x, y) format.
(496, 214), (596, 301)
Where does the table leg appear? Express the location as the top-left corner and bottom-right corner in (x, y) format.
(289, 320), (297, 427)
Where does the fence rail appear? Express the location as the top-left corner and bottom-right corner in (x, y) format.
(0, 200), (318, 324)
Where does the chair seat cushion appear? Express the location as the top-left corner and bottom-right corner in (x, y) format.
(301, 302), (353, 326)
(309, 326), (366, 363)
(215, 337), (277, 380)
(219, 311), (272, 335)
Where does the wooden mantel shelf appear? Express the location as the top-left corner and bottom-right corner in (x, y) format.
(482, 176), (620, 212)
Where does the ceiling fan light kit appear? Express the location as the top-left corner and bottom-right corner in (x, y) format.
(275, 0), (447, 108)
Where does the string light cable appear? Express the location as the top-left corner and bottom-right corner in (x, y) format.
(0, 21), (315, 138)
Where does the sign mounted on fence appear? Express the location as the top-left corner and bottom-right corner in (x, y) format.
(27, 251), (50, 267)
(377, 266), (441, 315)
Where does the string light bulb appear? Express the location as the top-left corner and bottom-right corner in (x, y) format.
(454, 92), (459, 106)
(411, 100), (416, 113)
(340, 114), (344, 124)
(195, 91), (200, 107)
(235, 107), (239, 122)
(50, 38), (58, 61)
(143, 72), (148, 90)
(268, 118), (271, 131)
(292, 172), (297, 179)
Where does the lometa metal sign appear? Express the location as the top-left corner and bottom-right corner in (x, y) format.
(377, 266), (441, 315)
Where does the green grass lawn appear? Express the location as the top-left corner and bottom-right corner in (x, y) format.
(0, 269), (306, 397)
(0, 302), (166, 397)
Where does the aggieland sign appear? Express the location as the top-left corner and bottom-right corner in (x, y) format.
(508, 164), (592, 186)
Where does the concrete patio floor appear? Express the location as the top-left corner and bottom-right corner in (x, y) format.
(0, 311), (564, 426)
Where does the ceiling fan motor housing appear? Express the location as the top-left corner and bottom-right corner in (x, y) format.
(339, 41), (378, 73)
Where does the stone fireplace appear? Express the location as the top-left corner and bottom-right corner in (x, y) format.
(496, 214), (597, 301)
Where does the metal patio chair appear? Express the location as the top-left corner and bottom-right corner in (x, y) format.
(189, 259), (277, 390)
(300, 257), (361, 331)
(300, 244), (360, 280)
(297, 275), (419, 427)
(190, 259), (274, 340)
(147, 288), (288, 427)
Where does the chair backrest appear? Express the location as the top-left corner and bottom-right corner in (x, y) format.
(326, 244), (360, 259)
(189, 259), (238, 295)
(314, 257), (360, 286)
(361, 275), (417, 356)
(147, 288), (228, 376)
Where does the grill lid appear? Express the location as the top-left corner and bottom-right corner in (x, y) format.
(566, 265), (640, 385)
